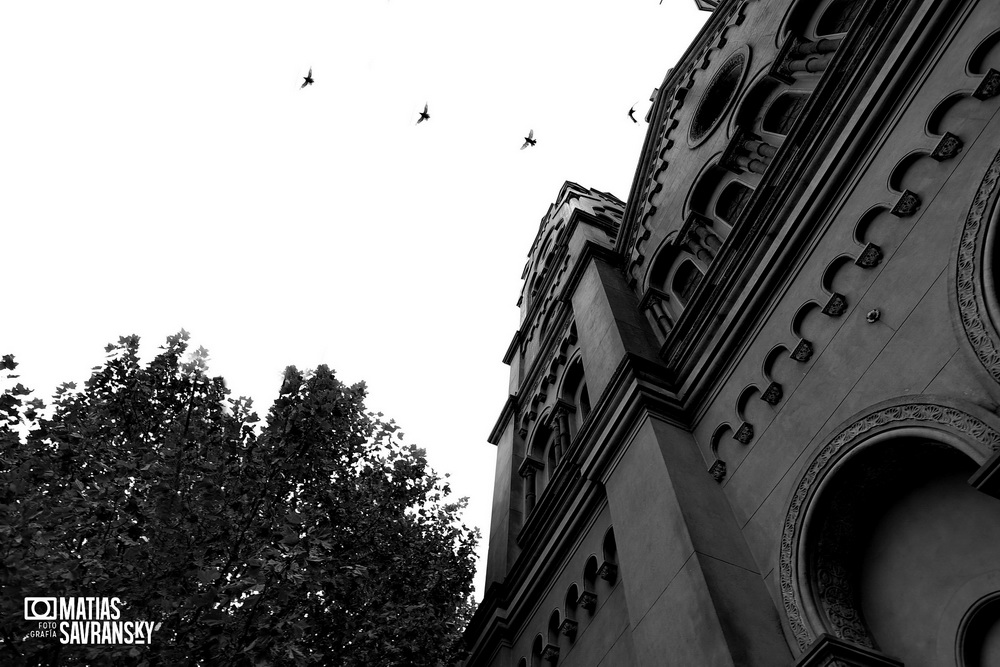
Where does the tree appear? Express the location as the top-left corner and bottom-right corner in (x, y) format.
(0, 332), (478, 666)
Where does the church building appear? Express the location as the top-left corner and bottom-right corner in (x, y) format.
(463, 0), (1000, 664)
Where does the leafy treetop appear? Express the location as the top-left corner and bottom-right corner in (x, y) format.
(0, 332), (478, 667)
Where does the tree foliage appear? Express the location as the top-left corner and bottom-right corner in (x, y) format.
(0, 333), (478, 666)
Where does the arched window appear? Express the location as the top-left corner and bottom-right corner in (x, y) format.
(546, 441), (558, 477)
(715, 181), (754, 224)
(599, 528), (619, 583)
(545, 610), (561, 660)
(762, 92), (808, 136)
(563, 585), (580, 639)
(580, 556), (599, 613)
(530, 634), (544, 667)
(816, 0), (863, 37)
(560, 358), (590, 439)
(672, 260), (705, 306)
(530, 424), (556, 489)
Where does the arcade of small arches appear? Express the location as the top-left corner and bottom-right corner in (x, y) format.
(641, 0), (864, 341)
(515, 529), (619, 667)
(519, 353), (592, 516)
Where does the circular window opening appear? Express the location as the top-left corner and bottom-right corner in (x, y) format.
(689, 52), (747, 146)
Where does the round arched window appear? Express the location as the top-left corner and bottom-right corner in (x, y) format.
(689, 51), (747, 146)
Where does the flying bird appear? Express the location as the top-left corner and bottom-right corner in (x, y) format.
(301, 68), (314, 88)
(628, 105), (638, 123)
(417, 103), (430, 124)
(521, 129), (536, 150)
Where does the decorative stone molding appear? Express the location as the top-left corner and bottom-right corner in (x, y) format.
(761, 381), (783, 405)
(791, 339), (814, 363)
(822, 293), (848, 317)
(598, 561), (618, 583)
(734, 421), (754, 444)
(577, 591), (597, 611)
(558, 618), (578, 640)
(779, 399), (1000, 650)
(954, 143), (1000, 389)
(794, 634), (903, 667)
(541, 644), (560, 662)
(709, 459), (727, 482)
(930, 132), (962, 161)
(889, 190), (920, 217)
(624, 2), (750, 286)
(854, 243), (883, 268)
(973, 68), (1000, 100)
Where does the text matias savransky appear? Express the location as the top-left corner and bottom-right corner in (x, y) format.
(23, 596), (159, 645)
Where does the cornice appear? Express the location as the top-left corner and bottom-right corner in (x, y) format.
(502, 330), (521, 366)
(556, 239), (623, 306)
(487, 395), (517, 446)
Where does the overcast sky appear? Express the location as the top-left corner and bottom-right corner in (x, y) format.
(1, 1), (707, 599)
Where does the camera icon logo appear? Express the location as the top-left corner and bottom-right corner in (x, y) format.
(24, 597), (57, 621)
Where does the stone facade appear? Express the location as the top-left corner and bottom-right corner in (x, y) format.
(463, 1), (1000, 665)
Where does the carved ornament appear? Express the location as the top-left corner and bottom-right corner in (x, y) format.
(577, 590), (597, 611)
(890, 190), (920, 217)
(709, 459), (727, 482)
(854, 243), (883, 268)
(973, 68), (1000, 100)
(791, 339), (814, 363)
(779, 400), (1000, 650)
(822, 293), (848, 317)
(955, 144), (1000, 388)
(930, 132), (962, 161)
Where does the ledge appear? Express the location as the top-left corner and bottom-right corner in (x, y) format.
(969, 448), (1000, 499)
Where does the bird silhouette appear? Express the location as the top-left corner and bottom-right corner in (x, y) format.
(628, 105), (638, 123)
(521, 129), (536, 150)
(301, 68), (314, 88)
(417, 103), (430, 124)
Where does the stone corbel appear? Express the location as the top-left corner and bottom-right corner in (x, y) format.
(855, 243), (883, 268)
(709, 459), (727, 483)
(790, 339), (814, 363)
(597, 561), (618, 583)
(973, 68), (1000, 100)
(558, 618), (578, 640)
(577, 590), (597, 611)
(761, 381), (783, 405)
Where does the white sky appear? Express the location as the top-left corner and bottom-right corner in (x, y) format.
(1, 1), (707, 599)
